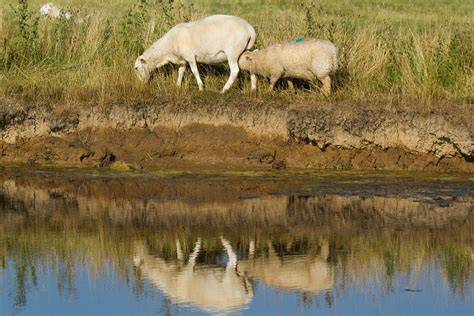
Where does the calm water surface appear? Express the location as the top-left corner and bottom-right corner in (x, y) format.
(0, 169), (473, 315)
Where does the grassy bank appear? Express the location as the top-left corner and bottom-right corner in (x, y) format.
(0, 0), (472, 108)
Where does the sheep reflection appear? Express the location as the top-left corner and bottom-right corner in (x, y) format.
(134, 237), (253, 313)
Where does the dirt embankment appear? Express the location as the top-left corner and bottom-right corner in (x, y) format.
(0, 97), (472, 172)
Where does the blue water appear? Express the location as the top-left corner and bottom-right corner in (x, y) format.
(2, 257), (472, 315)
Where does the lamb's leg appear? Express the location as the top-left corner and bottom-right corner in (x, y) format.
(176, 239), (184, 261)
(249, 240), (255, 259)
(188, 59), (204, 91)
(176, 65), (186, 87)
(320, 76), (332, 96)
(320, 240), (330, 261)
(222, 58), (240, 93)
(250, 74), (257, 91)
(287, 80), (295, 92)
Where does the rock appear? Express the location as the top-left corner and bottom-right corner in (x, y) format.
(272, 159), (286, 170)
(79, 146), (115, 167)
(48, 111), (79, 133)
(96, 147), (115, 167)
(249, 150), (276, 163)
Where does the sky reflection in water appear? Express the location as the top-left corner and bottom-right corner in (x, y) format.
(0, 170), (473, 315)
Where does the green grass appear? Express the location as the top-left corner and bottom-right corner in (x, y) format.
(0, 0), (472, 108)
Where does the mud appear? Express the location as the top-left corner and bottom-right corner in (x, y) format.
(0, 97), (472, 172)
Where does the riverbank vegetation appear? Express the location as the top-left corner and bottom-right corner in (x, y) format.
(0, 0), (472, 108)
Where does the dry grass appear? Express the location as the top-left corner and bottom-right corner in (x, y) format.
(0, 0), (472, 108)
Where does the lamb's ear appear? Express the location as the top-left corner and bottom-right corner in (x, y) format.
(254, 49), (259, 52)
(139, 57), (147, 64)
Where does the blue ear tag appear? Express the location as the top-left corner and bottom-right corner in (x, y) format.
(295, 37), (303, 43)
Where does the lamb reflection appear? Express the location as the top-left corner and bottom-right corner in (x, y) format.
(133, 237), (253, 313)
(238, 240), (334, 294)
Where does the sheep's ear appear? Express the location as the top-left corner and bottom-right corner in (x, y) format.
(254, 49), (259, 52)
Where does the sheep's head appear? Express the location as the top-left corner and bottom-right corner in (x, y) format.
(238, 51), (257, 72)
(134, 55), (152, 83)
(133, 241), (146, 267)
(134, 44), (171, 83)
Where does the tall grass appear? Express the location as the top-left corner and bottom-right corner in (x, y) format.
(0, 0), (472, 107)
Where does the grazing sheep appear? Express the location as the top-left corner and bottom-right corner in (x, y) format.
(238, 38), (338, 96)
(134, 14), (256, 93)
(39, 3), (72, 20)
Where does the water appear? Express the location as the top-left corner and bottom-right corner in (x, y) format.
(0, 169), (473, 315)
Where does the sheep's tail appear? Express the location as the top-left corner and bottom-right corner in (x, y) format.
(246, 25), (257, 50)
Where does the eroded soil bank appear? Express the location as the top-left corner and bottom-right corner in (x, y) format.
(0, 97), (472, 172)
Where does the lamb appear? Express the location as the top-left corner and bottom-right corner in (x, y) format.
(134, 14), (256, 93)
(39, 3), (72, 20)
(238, 38), (338, 96)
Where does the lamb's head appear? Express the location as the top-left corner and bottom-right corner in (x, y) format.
(238, 50), (258, 72)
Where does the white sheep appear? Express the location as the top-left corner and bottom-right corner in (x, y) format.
(39, 3), (72, 20)
(134, 14), (256, 93)
(238, 38), (338, 96)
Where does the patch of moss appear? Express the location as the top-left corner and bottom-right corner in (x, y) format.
(110, 161), (132, 171)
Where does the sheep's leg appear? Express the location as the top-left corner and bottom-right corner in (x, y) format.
(188, 59), (204, 91)
(187, 238), (202, 268)
(221, 236), (237, 270)
(320, 76), (332, 96)
(287, 80), (295, 91)
(268, 74), (281, 91)
(222, 58), (240, 93)
(250, 74), (257, 91)
(176, 65), (186, 87)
